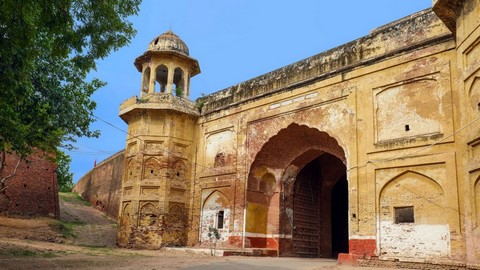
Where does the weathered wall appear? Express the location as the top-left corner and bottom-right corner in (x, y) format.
(117, 98), (198, 248)
(0, 151), (59, 218)
(442, 0), (480, 265)
(190, 8), (462, 261)
(73, 151), (124, 219)
(82, 1), (480, 267)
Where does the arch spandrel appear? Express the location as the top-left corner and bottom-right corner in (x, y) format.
(202, 190), (229, 210)
(379, 170), (444, 199)
(248, 123), (346, 181)
(245, 101), (354, 168)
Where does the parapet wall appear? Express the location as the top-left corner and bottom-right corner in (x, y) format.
(73, 151), (124, 220)
(201, 9), (452, 114)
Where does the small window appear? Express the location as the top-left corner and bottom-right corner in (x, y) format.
(405, 124), (410, 131)
(394, 206), (414, 223)
(217, 210), (224, 229)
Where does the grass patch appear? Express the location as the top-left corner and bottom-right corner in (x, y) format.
(51, 220), (86, 238)
(80, 246), (145, 258)
(59, 192), (91, 206)
(59, 192), (85, 203)
(0, 248), (61, 258)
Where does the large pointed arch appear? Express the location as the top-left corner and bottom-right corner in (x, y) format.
(245, 122), (348, 257)
(249, 123), (345, 174)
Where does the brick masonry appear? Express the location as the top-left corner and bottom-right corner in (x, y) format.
(0, 151), (59, 218)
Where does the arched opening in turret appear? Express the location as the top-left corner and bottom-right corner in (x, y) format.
(155, 65), (168, 93)
(173, 67), (185, 97)
(142, 67), (150, 94)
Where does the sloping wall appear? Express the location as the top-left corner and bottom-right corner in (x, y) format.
(73, 150), (124, 220)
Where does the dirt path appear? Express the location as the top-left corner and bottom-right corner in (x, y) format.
(58, 193), (116, 247)
(0, 193), (416, 270)
(0, 193), (218, 269)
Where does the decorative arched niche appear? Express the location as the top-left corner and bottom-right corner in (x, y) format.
(143, 157), (161, 180)
(139, 202), (158, 227)
(120, 202), (132, 227)
(205, 129), (237, 169)
(379, 170), (450, 258)
(475, 176), (480, 225)
(117, 202), (133, 245)
(200, 190), (230, 243)
(379, 170), (445, 224)
(171, 159), (186, 182)
(126, 158), (137, 182)
(468, 76), (480, 114)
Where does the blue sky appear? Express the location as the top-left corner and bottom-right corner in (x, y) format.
(67, 0), (432, 182)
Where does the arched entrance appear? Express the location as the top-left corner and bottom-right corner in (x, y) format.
(246, 123), (348, 258)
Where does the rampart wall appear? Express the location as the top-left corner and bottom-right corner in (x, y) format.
(73, 151), (124, 219)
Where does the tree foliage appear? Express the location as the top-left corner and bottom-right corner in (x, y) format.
(0, 0), (141, 183)
(56, 150), (74, 192)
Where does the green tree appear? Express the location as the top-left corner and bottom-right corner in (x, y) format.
(0, 0), (141, 191)
(56, 151), (74, 192)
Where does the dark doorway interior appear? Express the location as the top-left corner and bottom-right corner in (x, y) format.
(331, 176), (349, 257)
(291, 153), (348, 258)
(292, 159), (321, 257)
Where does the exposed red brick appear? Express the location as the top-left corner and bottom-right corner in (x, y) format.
(349, 239), (376, 257)
(0, 151), (59, 218)
(338, 253), (360, 265)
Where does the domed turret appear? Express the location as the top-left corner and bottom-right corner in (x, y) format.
(118, 31), (201, 249)
(134, 30), (200, 99)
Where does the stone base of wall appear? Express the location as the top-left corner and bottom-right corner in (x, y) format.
(349, 239), (376, 257)
(244, 236), (279, 249)
(338, 253), (360, 265)
(358, 258), (480, 270)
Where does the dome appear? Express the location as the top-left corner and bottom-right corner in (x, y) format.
(147, 30), (189, 56)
